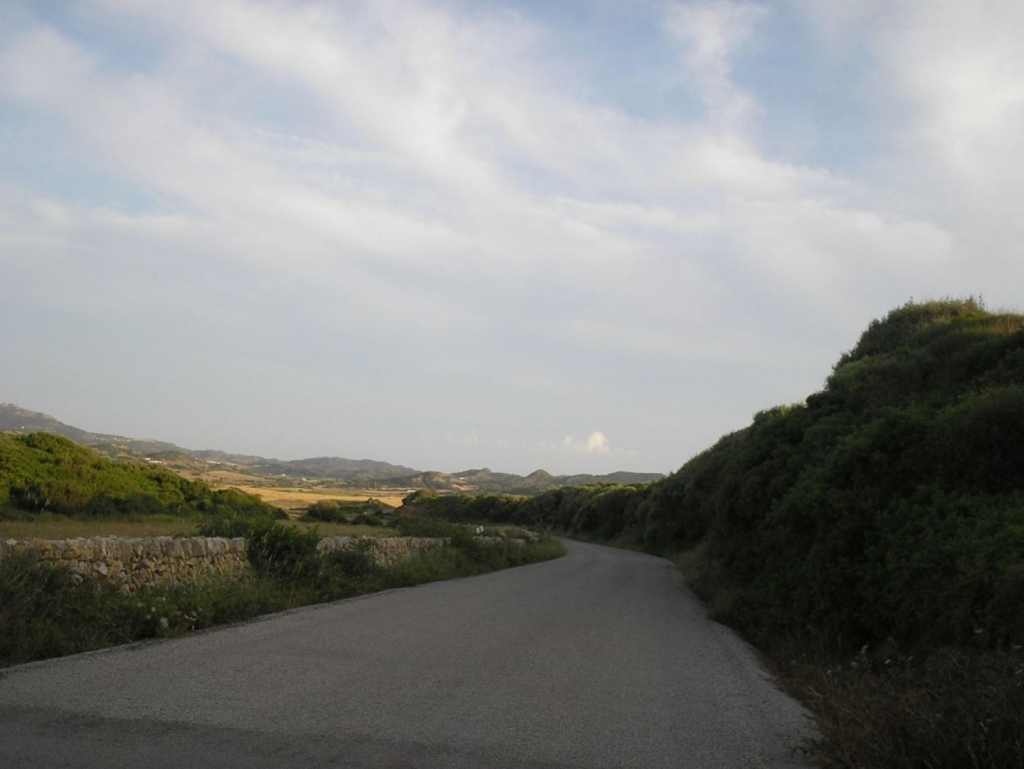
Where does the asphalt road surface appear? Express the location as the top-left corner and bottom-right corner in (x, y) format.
(0, 540), (815, 768)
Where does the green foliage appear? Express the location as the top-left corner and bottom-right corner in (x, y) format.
(404, 299), (1024, 656)
(0, 551), (298, 666)
(393, 513), (460, 538)
(384, 531), (566, 586)
(0, 432), (282, 521)
(303, 498), (387, 526)
(323, 541), (380, 580)
(835, 297), (989, 366)
(195, 515), (321, 581)
(304, 499), (344, 521)
(398, 299), (1024, 766)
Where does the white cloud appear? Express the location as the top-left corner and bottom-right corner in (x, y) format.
(560, 432), (613, 456)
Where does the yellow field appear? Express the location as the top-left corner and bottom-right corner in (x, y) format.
(227, 484), (409, 513)
(175, 467), (411, 513)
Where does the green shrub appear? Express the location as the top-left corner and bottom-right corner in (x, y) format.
(197, 515), (321, 581)
(393, 514), (458, 538)
(304, 500), (344, 522)
(0, 432), (282, 521)
(323, 541), (380, 580)
(792, 647), (1024, 769)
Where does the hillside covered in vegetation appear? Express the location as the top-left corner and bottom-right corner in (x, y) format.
(0, 432), (279, 520)
(409, 298), (1024, 651)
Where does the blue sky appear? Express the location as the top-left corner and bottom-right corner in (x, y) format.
(2, 1), (1023, 474)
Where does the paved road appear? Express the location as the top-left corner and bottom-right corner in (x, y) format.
(0, 540), (815, 768)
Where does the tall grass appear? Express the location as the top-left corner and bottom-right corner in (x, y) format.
(0, 514), (199, 540)
(678, 541), (1024, 769)
(0, 521), (565, 667)
(774, 646), (1024, 769)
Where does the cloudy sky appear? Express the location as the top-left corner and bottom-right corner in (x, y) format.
(1, 1), (1022, 475)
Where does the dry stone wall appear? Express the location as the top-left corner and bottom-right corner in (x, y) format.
(0, 535), (458, 590)
(0, 533), (531, 591)
(0, 536), (248, 592)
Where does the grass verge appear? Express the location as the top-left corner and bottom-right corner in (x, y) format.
(675, 542), (1024, 769)
(0, 520), (565, 668)
(0, 515), (200, 540)
(773, 646), (1024, 768)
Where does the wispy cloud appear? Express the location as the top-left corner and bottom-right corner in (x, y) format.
(665, 0), (767, 131)
(0, 1), (1021, 473)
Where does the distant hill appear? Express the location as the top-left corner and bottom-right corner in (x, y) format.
(0, 403), (422, 482)
(0, 403), (183, 456)
(0, 403), (663, 493)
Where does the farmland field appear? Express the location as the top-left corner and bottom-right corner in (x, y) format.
(176, 467), (411, 513)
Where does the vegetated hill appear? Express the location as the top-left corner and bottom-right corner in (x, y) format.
(0, 404), (421, 482)
(249, 456), (420, 481)
(0, 432), (280, 519)
(0, 403), (181, 456)
(561, 471), (663, 486)
(0, 403), (91, 442)
(373, 467), (664, 495)
(0, 403), (663, 491)
(406, 299), (1024, 653)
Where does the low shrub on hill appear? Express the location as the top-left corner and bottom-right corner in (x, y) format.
(303, 498), (387, 526)
(0, 432), (282, 521)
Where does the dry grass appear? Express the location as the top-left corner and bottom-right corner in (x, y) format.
(0, 517), (197, 540)
(165, 463), (411, 513)
(227, 484), (408, 512)
(774, 647), (1024, 769)
(0, 517), (393, 541)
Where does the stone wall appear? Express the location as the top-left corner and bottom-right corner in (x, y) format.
(0, 536), (248, 592)
(0, 534), (525, 590)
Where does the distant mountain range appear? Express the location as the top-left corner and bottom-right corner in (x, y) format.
(0, 403), (663, 494)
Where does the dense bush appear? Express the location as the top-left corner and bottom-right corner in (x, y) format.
(0, 433), (282, 521)
(196, 514), (321, 581)
(405, 300), (1024, 653)
(0, 551), (303, 665)
(303, 498), (388, 526)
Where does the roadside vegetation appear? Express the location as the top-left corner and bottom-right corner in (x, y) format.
(0, 512), (564, 667)
(0, 433), (564, 667)
(403, 299), (1024, 768)
(303, 497), (391, 527)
